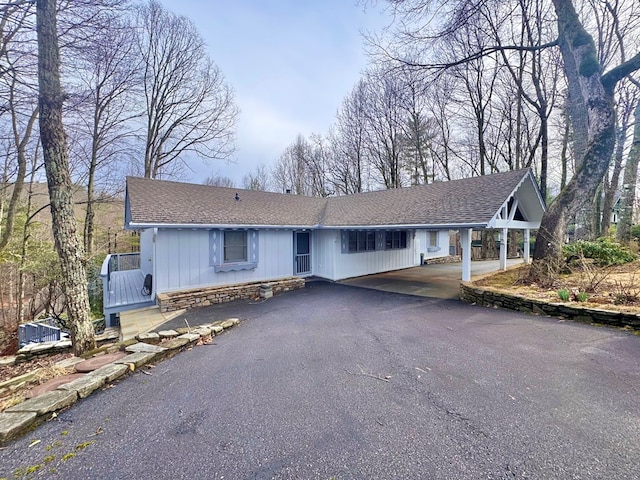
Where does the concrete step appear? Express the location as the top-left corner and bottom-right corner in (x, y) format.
(119, 306), (185, 342)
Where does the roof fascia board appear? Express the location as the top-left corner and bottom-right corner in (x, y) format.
(126, 223), (320, 230)
(526, 168), (547, 211)
(126, 222), (489, 230)
(490, 220), (541, 229)
(319, 223), (488, 230)
(487, 169), (546, 226)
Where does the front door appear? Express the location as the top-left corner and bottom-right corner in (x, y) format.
(294, 231), (311, 275)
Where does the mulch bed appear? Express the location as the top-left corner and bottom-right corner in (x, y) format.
(0, 352), (73, 384)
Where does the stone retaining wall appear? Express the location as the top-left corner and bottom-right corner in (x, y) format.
(460, 284), (640, 330)
(424, 255), (461, 265)
(157, 277), (306, 312)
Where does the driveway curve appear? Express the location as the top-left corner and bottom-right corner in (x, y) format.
(1, 282), (639, 479)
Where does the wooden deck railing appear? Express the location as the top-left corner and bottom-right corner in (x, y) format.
(18, 317), (61, 347)
(101, 252), (141, 283)
(101, 252), (141, 310)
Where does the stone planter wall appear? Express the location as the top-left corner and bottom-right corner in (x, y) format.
(424, 255), (461, 265)
(157, 277), (305, 312)
(460, 284), (640, 330)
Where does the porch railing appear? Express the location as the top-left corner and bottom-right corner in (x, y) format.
(102, 252), (141, 283)
(18, 317), (61, 347)
(101, 252), (141, 308)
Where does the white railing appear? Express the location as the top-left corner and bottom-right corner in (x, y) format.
(101, 252), (141, 310)
(101, 252), (141, 283)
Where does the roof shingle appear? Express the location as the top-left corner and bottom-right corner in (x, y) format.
(126, 169), (539, 228)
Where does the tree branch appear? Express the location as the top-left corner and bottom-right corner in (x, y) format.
(382, 40), (559, 71)
(602, 52), (640, 93)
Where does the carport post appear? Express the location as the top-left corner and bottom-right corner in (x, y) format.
(523, 228), (531, 263)
(499, 228), (508, 270)
(460, 228), (472, 282)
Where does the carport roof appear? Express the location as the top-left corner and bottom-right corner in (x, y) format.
(125, 168), (545, 229)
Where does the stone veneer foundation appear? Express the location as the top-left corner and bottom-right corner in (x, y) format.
(156, 277), (306, 313)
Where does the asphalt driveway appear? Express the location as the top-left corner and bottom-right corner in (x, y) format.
(2, 282), (639, 479)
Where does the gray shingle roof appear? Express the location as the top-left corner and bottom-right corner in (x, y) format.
(126, 169), (540, 228)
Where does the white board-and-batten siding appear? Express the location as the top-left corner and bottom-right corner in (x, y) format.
(139, 228), (154, 277)
(150, 227), (452, 293)
(313, 228), (449, 282)
(332, 230), (415, 280)
(312, 229), (337, 280)
(154, 229), (294, 294)
(414, 229), (450, 260)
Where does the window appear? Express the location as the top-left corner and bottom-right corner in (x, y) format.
(428, 231), (438, 247)
(210, 229), (259, 272)
(224, 231), (247, 263)
(385, 231), (407, 250)
(348, 231), (376, 253)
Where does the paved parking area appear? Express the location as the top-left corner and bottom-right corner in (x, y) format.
(2, 282), (639, 479)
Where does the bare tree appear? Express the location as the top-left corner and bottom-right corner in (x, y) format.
(448, 19), (502, 177)
(600, 80), (639, 236)
(36, 0), (95, 354)
(425, 79), (460, 180)
(617, 90), (640, 243)
(242, 164), (273, 191)
(533, 0), (640, 265)
(330, 79), (369, 194)
(273, 135), (308, 195)
(489, 0), (562, 198)
(0, 2), (38, 254)
(203, 174), (234, 187)
(307, 133), (332, 196)
(67, 11), (140, 257)
(136, 0), (238, 179)
(379, 0), (640, 269)
(397, 71), (436, 185)
(363, 69), (406, 188)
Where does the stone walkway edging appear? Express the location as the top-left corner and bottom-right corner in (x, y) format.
(0, 318), (241, 445)
(460, 283), (640, 330)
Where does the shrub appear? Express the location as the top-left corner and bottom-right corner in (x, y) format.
(563, 238), (636, 266)
(557, 289), (570, 301)
(631, 224), (640, 242)
(575, 291), (589, 302)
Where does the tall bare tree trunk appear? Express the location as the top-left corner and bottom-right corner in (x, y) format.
(600, 126), (624, 236)
(37, 0), (95, 355)
(83, 116), (99, 257)
(617, 99), (640, 243)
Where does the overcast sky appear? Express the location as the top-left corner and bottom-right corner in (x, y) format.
(159, 0), (391, 186)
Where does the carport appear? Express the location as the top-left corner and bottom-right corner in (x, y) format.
(455, 170), (545, 281)
(340, 258), (523, 299)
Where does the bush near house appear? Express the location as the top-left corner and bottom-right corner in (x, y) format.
(563, 237), (637, 266)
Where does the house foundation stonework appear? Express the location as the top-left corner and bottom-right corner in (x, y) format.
(156, 277), (305, 312)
